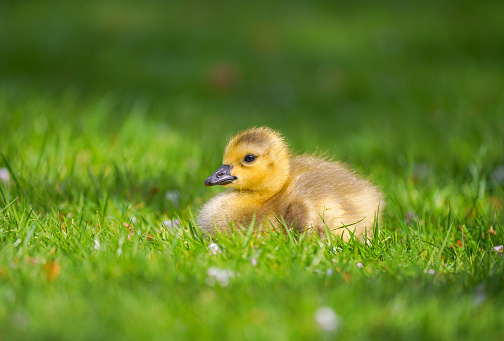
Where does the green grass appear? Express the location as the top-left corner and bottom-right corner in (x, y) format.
(1, 0), (504, 340)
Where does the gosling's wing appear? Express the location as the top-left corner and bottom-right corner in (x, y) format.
(288, 155), (384, 234)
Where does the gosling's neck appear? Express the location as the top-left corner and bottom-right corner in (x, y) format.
(236, 163), (290, 201)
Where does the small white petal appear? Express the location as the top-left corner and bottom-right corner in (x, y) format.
(163, 219), (181, 229)
(251, 258), (258, 266)
(492, 165), (504, 184)
(473, 284), (487, 307)
(357, 262), (363, 268)
(427, 269), (435, 275)
(94, 238), (101, 250)
(165, 190), (181, 205)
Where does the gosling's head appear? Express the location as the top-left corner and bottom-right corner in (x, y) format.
(205, 127), (290, 194)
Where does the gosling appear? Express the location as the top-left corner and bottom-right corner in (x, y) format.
(197, 127), (384, 240)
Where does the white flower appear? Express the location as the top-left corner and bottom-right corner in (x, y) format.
(163, 219), (181, 229)
(315, 307), (340, 332)
(427, 269), (435, 275)
(165, 190), (181, 206)
(0, 168), (10, 183)
(357, 262), (363, 268)
(206, 267), (234, 287)
(251, 257), (258, 266)
(208, 243), (222, 255)
(494, 245), (503, 259)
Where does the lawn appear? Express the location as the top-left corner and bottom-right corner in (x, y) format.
(1, 0), (503, 340)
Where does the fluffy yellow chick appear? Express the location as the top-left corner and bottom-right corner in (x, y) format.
(197, 127), (384, 240)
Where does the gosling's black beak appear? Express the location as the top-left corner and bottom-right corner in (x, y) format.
(204, 164), (237, 187)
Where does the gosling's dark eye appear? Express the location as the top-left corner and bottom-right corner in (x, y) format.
(243, 154), (256, 163)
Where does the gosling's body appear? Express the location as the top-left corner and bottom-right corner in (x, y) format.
(198, 127), (384, 240)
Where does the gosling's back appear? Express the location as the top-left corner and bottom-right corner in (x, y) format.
(270, 155), (383, 238)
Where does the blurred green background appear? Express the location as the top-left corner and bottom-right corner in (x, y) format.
(1, 1), (504, 340)
(2, 0), (502, 149)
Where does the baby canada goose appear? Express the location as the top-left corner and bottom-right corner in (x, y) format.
(198, 127), (384, 240)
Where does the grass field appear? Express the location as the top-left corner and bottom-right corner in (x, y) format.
(1, 0), (504, 339)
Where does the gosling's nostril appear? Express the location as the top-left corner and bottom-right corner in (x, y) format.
(205, 164), (235, 186)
